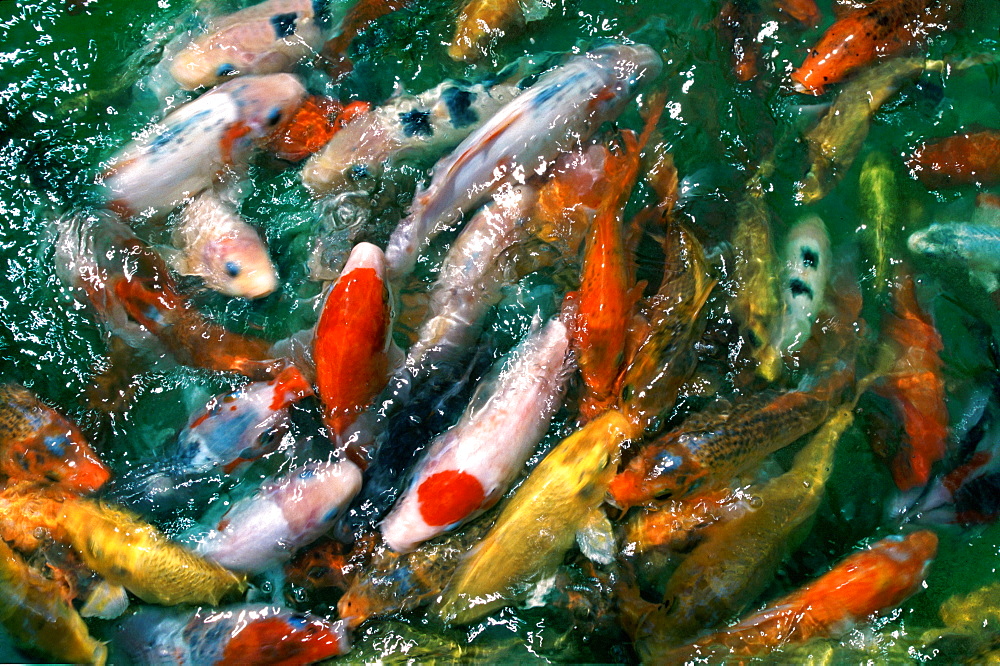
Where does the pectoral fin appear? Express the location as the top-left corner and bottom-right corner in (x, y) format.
(81, 580), (130, 619)
(576, 509), (616, 565)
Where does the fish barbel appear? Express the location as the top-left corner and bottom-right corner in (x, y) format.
(434, 409), (631, 625)
(0, 537), (106, 666)
(384, 43), (662, 281)
(0, 383), (109, 494)
(169, 0), (322, 90)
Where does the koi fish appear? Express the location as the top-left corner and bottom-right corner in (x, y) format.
(118, 604), (350, 665)
(302, 79), (520, 196)
(633, 406), (855, 651)
(266, 96), (370, 162)
(872, 274), (948, 490)
(717, 0), (762, 82)
(797, 57), (936, 203)
(0, 538), (106, 666)
(435, 410), (631, 625)
(314, 242), (395, 447)
(110, 365), (312, 515)
(773, 0), (820, 26)
(380, 317), (572, 553)
(170, 190), (278, 299)
(619, 223), (715, 436)
(858, 151), (902, 294)
(320, 0), (413, 78)
(169, 0), (323, 90)
(608, 364), (852, 511)
(789, 0), (958, 94)
(102, 73), (305, 217)
(908, 206), (1000, 291)
(384, 43), (662, 281)
(757, 215), (832, 380)
(56, 213), (281, 379)
(0, 383), (109, 494)
(622, 487), (751, 557)
(907, 129), (1000, 188)
(449, 0), (533, 62)
(668, 531), (938, 661)
(198, 458), (363, 573)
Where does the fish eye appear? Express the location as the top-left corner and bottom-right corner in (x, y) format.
(267, 107), (283, 126)
(216, 63), (237, 78)
(350, 164), (370, 180)
(225, 261), (241, 278)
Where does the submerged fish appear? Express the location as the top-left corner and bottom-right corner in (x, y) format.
(0, 538), (106, 666)
(380, 317), (571, 553)
(435, 409), (631, 625)
(320, 0), (413, 78)
(118, 604), (350, 665)
(0, 383), (109, 494)
(448, 0), (532, 62)
(198, 457), (363, 573)
(907, 128), (1000, 188)
(789, 0), (958, 94)
(717, 0), (762, 83)
(668, 530), (938, 661)
(858, 151), (902, 293)
(384, 43), (662, 281)
(797, 57), (937, 203)
(102, 74), (306, 217)
(302, 79), (521, 196)
(171, 190), (278, 299)
(908, 216), (1000, 291)
(169, 0), (323, 90)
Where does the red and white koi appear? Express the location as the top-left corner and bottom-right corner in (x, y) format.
(384, 43), (662, 281)
(380, 317), (572, 553)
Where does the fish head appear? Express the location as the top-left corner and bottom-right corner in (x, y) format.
(200, 230), (279, 299)
(907, 225), (963, 263)
(218, 73), (308, 141)
(585, 44), (663, 116)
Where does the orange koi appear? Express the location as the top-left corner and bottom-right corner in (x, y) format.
(314, 242), (394, 447)
(0, 384), (109, 494)
(670, 531), (938, 661)
(449, 0), (524, 62)
(907, 129), (1000, 188)
(872, 274), (948, 490)
(267, 96), (371, 162)
(622, 487), (746, 556)
(789, 0), (960, 94)
(321, 0), (413, 79)
(717, 1), (761, 82)
(773, 0), (820, 26)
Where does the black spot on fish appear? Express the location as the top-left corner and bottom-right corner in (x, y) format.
(349, 164), (370, 180)
(801, 247), (819, 268)
(399, 109), (433, 137)
(789, 278), (813, 299)
(270, 12), (298, 39)
(442, 87), (478, 128)
(216, 63), (237, 78)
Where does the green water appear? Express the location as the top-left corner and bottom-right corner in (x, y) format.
(1, 0), (1000, 662)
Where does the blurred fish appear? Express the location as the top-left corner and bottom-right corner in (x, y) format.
(198, 458), (363, 573)
(384, 43), (662, 281)
(629, 405), (855, 652)
(858, 151), (902, 294)
(797, 57), (937, 203)
(171, 190), (278, 299)
(872, 274), (948, 490)
(908, 205), (1000, 291)
(773, 0), (820, 26)
(435, 409), (631, 625)
(0, 538), (106, 666)
(667, 530), (938, 661)
(320, 0), (413, 78)
(102, 74), (306, 217)
(609, 363), (852, 511)
(302, 79), (520, 196)
(111, 366), (311, 515)
(758, 215), (832, 380)
(118, 604), (350, 665)
(0, 383), (109, 494)
(789, 0), (959, 94)
(169, 0), (323, 90)
(449, 0), (536, 62)
(908, 128), (1000, 188)
(380, 317), (571, 553)
(314, 242), (395, 447)
(717, 0), (762, 82)
(266, 96), (370, 162)
(56, 213), (282, 379)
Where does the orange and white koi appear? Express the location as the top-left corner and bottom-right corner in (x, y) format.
(102, 74), (305, 217)
(266, 96), (370, 163)
(0, 383), (109, 494)
(384, 43), (661, 281)
(380, 317), (572, 553)
(169, 0), (322, 90)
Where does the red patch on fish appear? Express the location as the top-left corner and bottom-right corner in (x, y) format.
(220, 121), (253, 165)
(268, 365), (312, 411)
(907, 130), (1000, 188)
(218, 616), (346, 666)
(416, 470), (486, 527)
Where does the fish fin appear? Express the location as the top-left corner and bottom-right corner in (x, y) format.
(523, 573), (559, 609)
(576, 509), (616, 565)
(973, 270), (1000, 293)
(81, 580), (130, 619)
(220, 121), (252, 165)
(154, 243), (188, 275)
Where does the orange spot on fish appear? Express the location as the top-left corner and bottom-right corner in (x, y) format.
(218, 616), (345, 666)
(268, 365), (312, 411)
(416, 470), (485, 527)
(220, 121), (253, 165)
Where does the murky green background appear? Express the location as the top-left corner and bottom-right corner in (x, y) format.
(1, 0), (999, 662)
